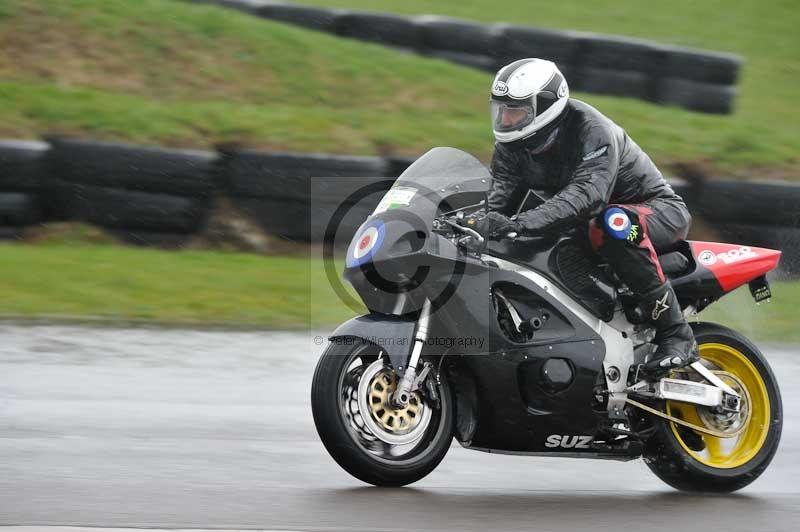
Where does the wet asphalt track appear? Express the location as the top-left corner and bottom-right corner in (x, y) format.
(0, 324), (798, 532)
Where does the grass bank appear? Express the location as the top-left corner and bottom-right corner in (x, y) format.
(0, 0), (796, 175)
(0, 242), (797, 342)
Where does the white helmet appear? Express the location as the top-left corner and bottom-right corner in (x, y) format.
(490, 58), (569, 144)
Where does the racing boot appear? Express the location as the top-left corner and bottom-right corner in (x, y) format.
(640, 282), (699, 376)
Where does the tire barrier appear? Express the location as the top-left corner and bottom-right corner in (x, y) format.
(221, 148), (390, 240)
(1, 141), (47, 238)
(46, 137), (218, 198)
(0, 140), (47, 193)
(256, 3), (345, 32)
(0, 192), (41, 227)
(189, 0), (271, 15)
(335, 12), (422, 49)
(497, 26), (581, 72)
(222, 148), (388, 199)
(0, 136), (796, 268)
(416, 15), (503, 58)
(653, 78), (736, 115)
(190, 0), (742, 114)
(59, 185), (208, 233)
(689, 179), (800, 228)
(425, 50), (499, 72)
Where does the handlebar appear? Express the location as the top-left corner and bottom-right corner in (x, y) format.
(434, 217), (521, 245)
(436, 217), (485, 244)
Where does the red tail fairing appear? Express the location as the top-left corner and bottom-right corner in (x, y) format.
(689, 241), (781, 292)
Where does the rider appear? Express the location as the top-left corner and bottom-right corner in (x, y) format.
(470, 58), (698, 375)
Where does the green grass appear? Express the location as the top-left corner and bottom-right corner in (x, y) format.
(0, 241), (361, 329)
(0, 0), (489, 157)
(0, 241), (797, 342)
(0, 0), (797, 175)
(306, 0), (800, 175)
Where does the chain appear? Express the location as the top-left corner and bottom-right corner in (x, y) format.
(625, 397), (746, 438)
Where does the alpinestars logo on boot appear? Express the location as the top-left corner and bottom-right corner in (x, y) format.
(651, 292), (670, 320)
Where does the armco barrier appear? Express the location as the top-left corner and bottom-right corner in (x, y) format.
(186, 0), (742, 114)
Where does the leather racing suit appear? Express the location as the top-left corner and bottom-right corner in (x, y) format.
(488, 98), (690, 296)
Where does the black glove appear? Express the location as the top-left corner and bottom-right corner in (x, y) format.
(464, 211), (520, 240)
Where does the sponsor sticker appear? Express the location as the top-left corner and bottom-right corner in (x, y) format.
(697, 246), (758, 267)
(372, 186), (417, 215)
(717, 246), (758, 265)
(698, 249), (717, 266)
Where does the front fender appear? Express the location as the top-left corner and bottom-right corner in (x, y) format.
(329, 313), (415, 370)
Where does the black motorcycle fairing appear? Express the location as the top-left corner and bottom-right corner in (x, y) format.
(328, 314), (416, 371)
(486, 235), (618, 321)
(423, 259), (611, 453)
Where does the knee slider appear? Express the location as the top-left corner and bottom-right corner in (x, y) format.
(601, 207), (636, 241)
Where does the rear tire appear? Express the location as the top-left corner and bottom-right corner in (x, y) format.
(643, 322), (782, 492)
(311, 341), (454, 486)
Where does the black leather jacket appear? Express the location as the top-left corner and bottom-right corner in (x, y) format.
(488, 99), (684, 234)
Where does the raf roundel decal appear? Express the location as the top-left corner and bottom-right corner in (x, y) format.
(698, 249), (717, 266)
(603, 207), (632, 240)
(353, 226), (378, 260)
(346, 220), (386, 268)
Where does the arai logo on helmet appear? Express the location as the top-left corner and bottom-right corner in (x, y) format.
(492, 80), (509, 96)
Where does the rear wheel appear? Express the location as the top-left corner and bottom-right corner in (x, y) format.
(644, 322), (782, 492)
(311, 341), (454, 486)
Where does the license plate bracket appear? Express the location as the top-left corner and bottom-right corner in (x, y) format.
(749, 275), (772, 303)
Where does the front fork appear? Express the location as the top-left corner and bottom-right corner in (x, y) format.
(391, 298), (432, 407)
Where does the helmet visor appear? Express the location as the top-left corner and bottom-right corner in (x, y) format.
(491, 100), (535, 133)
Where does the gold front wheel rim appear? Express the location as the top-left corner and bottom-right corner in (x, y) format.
(666, 342), (771, 469)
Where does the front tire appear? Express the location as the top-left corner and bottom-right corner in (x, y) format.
(311, 340), (454, 486)
(644, 322), (783, 492)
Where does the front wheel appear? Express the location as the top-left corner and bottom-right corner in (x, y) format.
(643, 322), (783, 492)
(311, 340), (454, 486)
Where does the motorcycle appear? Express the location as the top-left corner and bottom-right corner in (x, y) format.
(311, 147), (783, 491)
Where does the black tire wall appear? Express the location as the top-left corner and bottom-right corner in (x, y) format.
(194, 0), (744, 114)
(222, 148), (391, 241)
(1, 133), (797, 274)
(0, 140), (47, 236)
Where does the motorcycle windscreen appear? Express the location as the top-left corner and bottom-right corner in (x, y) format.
(372, 147), (491, 219)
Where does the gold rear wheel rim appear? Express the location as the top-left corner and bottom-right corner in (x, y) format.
(666, 343), (770, 469)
